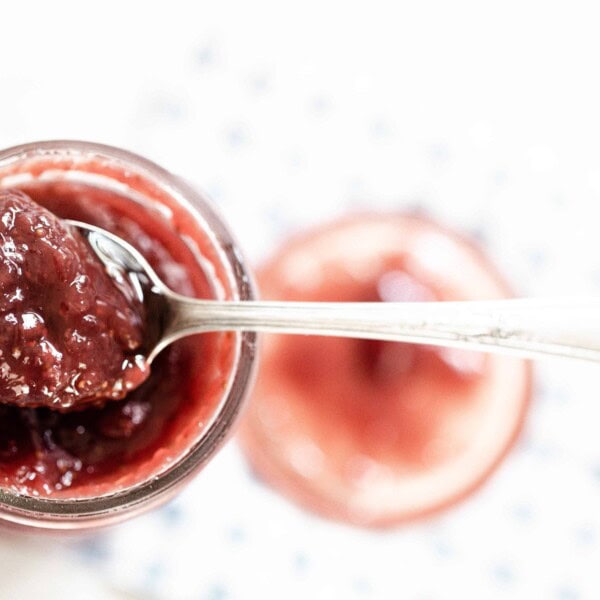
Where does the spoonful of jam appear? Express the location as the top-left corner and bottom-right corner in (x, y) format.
(2, 189), (600, 413)
(0, 190), (148, 410)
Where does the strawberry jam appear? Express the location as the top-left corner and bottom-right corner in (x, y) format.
(0, 189), (148, 410)
(239, 214), (531, 527)
(0, 180), (235, 498)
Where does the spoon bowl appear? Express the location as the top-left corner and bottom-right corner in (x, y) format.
(70, 220), (172, 362)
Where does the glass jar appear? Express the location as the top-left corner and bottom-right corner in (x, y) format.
(0, 140), (257, 530)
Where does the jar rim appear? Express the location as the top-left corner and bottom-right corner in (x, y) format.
(0, 140), (257, 529)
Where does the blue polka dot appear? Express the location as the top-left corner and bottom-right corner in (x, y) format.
(287, 151), (307, 169)
(353, 578), (373, 596)
(75, 536), (110, 563)
(433, 540), (454, 559)
(160, 502), (184, 527)
(556, 585), (580, 600)
(227, 525), (246, 543)
(493, 170), (508, 186)
(512, 503), (534, 523)
(206, 182), (226, 204)
(225, 125), (251, 147)
(203, 583), (229, 600)
(428, 143), (450, 163)
(527, 249), (547, 271)
(248, 74), (270, 93)
(468, 227), (489, 246)
(591, 464), (600, 483)
(145, 97), (187, 121)
(196, 44), (217, 67)
(308, 95), (332, 115)
(370, 119), (393, 139)
(574, 524), (596, 546)
(143, 561), (165, 589)
(542, 386), (569, 406)
(491, 563), (515, 585)
(590, 270), (600, 290)
(293, 551), (309, 573)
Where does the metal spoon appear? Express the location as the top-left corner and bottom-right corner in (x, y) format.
(70, 220), (600, 364)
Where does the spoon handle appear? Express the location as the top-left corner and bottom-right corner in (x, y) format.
(164, 295), (600, 362)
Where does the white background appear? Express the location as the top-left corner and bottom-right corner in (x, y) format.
(1, 1), (600, 598)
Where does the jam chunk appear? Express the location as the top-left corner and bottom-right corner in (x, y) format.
(0, 190), (148, 410)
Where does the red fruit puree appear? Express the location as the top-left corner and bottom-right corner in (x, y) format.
(239, 215), (531, 526)
(0, 189), (148, 410)
(0, 181), (234, 498)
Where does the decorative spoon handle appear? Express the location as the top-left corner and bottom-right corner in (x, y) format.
(161, 295), (600, 362)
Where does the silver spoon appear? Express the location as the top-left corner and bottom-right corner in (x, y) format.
(70, 220), (600, 364)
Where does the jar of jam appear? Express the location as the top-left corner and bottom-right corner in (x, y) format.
(238, 214), (532, 527)
(0, 141), (257, 530)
